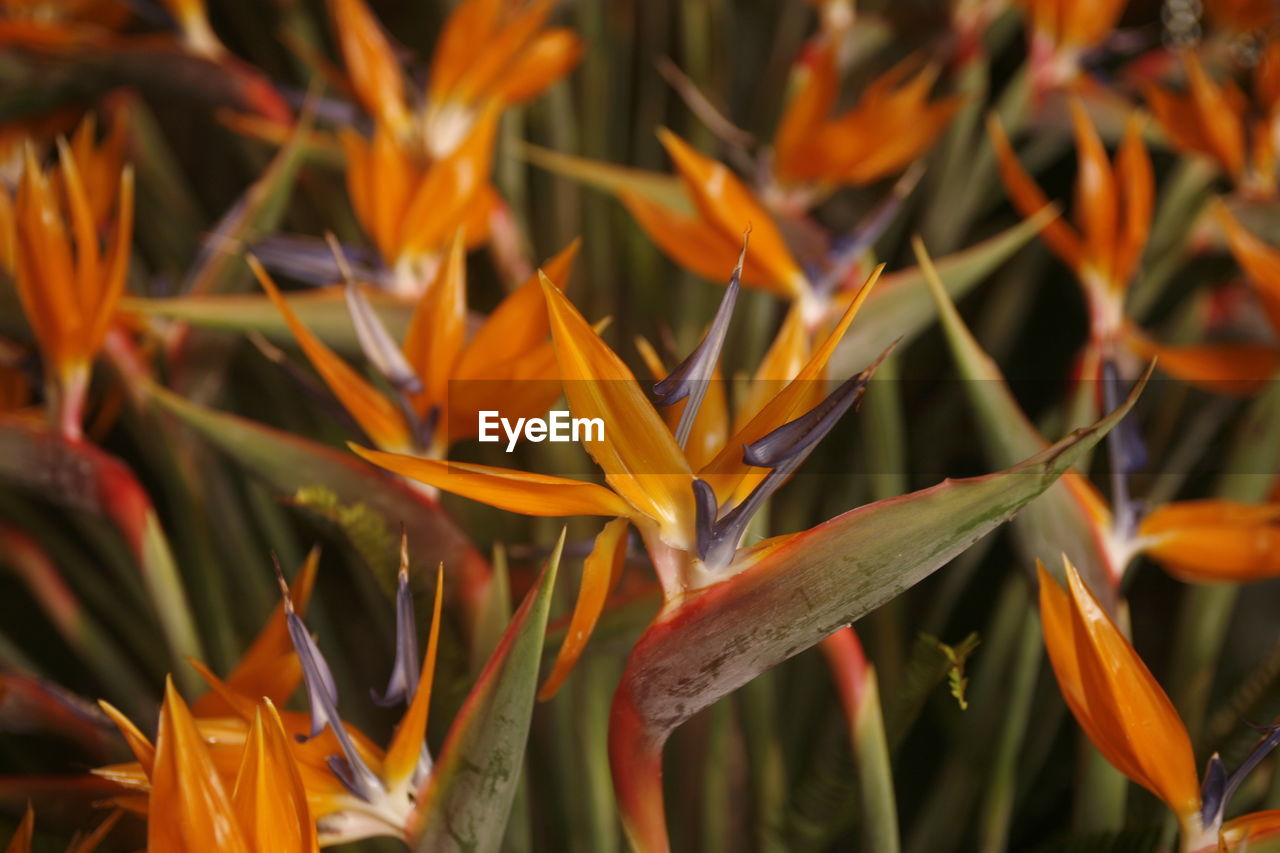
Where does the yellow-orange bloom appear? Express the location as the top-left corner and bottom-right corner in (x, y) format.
(109, 679), (319, 852)
(329, 0), (581, 159)
(1038, 559), (1203, 825)
(10, 133), (133, 439)
(340, 109), (499, 291)
(325, 0), (580, 289)
(618, 129), (813, 307)
(96, 552), (447, 846)
(772, 43), (960, 193)
(990, 100), (1151, 341)
(251, 237), (579, 455)
(353, 263), (884, 697)
(1146, 46), (1280, 198)
(1039, 557), (1280, 851)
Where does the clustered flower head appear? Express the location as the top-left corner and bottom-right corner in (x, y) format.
(3, 2), (1280, 853)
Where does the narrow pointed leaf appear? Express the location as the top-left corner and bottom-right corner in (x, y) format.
(914, 236), (1123, 607)
(408, 531), (564, 852)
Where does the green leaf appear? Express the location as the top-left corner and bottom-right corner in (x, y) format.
(410, 530), (565, 853)
(518, 142), (693, 215)
(914, 236), (1123, 612)
(831, 208), (1055, 375)
(142, 384), (493, 627)
(0, 420), (205, 690)
(123, 287), (411, 353)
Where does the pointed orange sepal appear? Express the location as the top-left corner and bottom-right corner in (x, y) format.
(98, 700), (156, 777)
(654, 129), (808, 299)
(384, 563), (444, 792)
(1215, 203), (1280, 335)
(1138, 500), (1280, 583)
(539, 517), (630, 700)
(987, 113), (1084, 272)
(148, 678), (251, 852)
(350, 443), (635, 519)
(231, 700), (319, 852)
(1037, 559), (1201, 818)
(539, 272), (696, 545)
(329, 0), (410, 133)
(403, 229), (467, 413)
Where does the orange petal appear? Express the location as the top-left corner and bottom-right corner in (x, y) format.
(656, 129), (808, 299)
(1036, 561), (1153, 790)
(1215, 203), (1280, 334)
(398, 104), (499, 259)
(492, 28), (583, 104)
(445, 0), (554, 105)
(5, 803), (33, 853)
(428, 0), (503, 101)
(539, 273), (696, 545)
(1139, 500), (1280, 583)
(617, 190), (787, 293)
(1068, 98), (1119, 285)
(1045, 560), (1201, 817)
(231, 700), (318, 852)
(14, 146), (80, 373)
(384, 563), (443, 793)
(454, 238), (580, 381)
(249, 257), (412, 451)
(1184, 51), (1247, 178)
(98, 700), (156, 777)
(1222, 810), (1280, 850)
(149, 678), (251, 852)
(773, 41), (840, 183)
(194, 548), (320, 716)
(539, 517), (630, 699)
(328, 0), (410, 133)
(1126, 329), (1280, 396)
(403, 229), (467, 411)
(987, 113), (1084, 272)
(350, 444), (635, 518)
(818, 60), (962, 185)
(1112, 113), (1153, 290)
(1146, 83), (1218, 166)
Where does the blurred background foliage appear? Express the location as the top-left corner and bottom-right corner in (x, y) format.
(1, 0), (1279, 850)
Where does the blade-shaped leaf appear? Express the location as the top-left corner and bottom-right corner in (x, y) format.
(829, 209), (1054, 375)
(610, 383), (1141, 851)
(142, 384), (493, 627)
(914, 237), (1122, 609)
(0, 419), (205, 689)
(408, 531), (565, 853)
(124, 288), (413, 353)
(518, 142), (693, 215)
